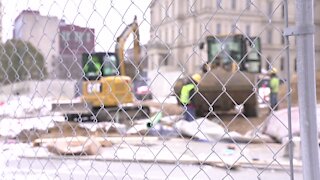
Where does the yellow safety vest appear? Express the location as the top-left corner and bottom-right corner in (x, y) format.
(180, 84), (195, 105)
(270, 77), (280, 93)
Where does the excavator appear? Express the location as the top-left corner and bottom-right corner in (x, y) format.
(174, 34), (262, 117)
(52, 16), (150, 124)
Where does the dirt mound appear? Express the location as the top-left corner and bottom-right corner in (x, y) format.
(279, 70), (320, 108)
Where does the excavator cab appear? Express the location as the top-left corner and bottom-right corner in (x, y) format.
(82, 52), (119, 80)
(81, 52), (134, 108)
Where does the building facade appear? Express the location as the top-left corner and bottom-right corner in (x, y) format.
(13, 10), (60, 79)
(58, 22), (95, 80)
(148, 0), (320, 77)
(13, 10), (95, 80)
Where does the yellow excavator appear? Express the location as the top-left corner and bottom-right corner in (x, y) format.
(53, 16), (150, 123)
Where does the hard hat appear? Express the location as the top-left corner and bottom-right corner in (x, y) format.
(270, 68), (277, 74)
(192, 73), (201, 83)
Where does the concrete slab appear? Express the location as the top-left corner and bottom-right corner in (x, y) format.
(18, 137), (302, 171)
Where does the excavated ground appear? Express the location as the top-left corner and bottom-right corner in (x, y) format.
(140, 100), (269, 135)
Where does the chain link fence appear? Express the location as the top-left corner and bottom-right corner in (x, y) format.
(0, 0), (318, 179)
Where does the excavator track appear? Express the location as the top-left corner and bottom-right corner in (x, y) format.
(52, 101), (150, 125)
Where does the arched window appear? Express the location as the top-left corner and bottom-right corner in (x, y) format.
(246, 0), (251, 10)
(280, 57), (285, 71)
(216, 23), (221, 34)
(231, 0), (236, 9)
(266, 56), (272, 70)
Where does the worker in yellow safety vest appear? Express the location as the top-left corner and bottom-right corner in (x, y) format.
(179, 73), (201, 121)
(269, 68), (280, 111)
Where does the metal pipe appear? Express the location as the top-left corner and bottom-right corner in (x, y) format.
(147, 112), (162, 128)
(295, 0), (320, 179)
(283, 0), (294, 179)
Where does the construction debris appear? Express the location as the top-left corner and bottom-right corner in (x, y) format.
(175, 118), (225, 141)
(0, 116), (64, 138)
(175, 118), (275, 143)
(260, 105), (320, 143)
(16, 128), (47, 143)
(45, 136), (103, 156)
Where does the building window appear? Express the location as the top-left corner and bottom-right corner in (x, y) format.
(281, 4), (285, 19)
(200, 23), (205, 36)
(163, 54), (169, 66)
(188, 0), (195, 13)
(157, 30), (161, 40)
(268, 2), (273, 18)
(231, 0), (236, 10)
(267, 30), (273, 44)
(161, 5), (166, 19)
(172, 2), (176, 17)
(246, 25), (251, 36)
(280, 57), (285, 71)
(266, 56), (271, 70)
(185, 23), (190, 42)
(165, 27), (168, 43)
(216, 23), (221, 35)
(216, 0), (222, 9)
(172, 28), (175, 44)
(246, 0), (251, 10)
(231, 24), (236, 34)
(294, 58), (297, 72)
(281, 36), (285, 44)
(201, 0), (206, 9)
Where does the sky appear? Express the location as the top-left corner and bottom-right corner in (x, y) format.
(1, 0), (152, 51)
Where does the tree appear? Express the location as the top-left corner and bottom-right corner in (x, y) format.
(0, 39), (47, 84)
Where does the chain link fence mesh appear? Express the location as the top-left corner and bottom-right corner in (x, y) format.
(0, 0), (316, 179)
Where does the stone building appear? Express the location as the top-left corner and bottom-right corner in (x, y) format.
(13, 10), (95, 80)
(13, 10), (60, 79)
(148, 0), (320, 77)
(58, 21), (95, 80)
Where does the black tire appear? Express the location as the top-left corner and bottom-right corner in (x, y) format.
(243, 100), (258, 117)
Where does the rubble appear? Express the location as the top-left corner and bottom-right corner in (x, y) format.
(174, 118), (275, 143)
(175, 118), (225, 141)
(0, 96), (52, 118)
(260, 105), (320, 143)
(0, 115), (64, 138)
(16, 128), (47, 143)
(0, 94), (289, 158)
(46, 136), (102, 156)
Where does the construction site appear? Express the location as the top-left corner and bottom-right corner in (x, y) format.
(0, 19), (309, 179)
(1, 0), (320, 179)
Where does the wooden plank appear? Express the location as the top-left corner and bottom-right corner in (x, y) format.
(33, 136), (159, 147)
(46, 138), (101, 156)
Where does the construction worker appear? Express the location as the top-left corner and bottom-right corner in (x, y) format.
(269, 68), (280, 111)
(179, 73), (201, 121)
(84, 55), (102, 77)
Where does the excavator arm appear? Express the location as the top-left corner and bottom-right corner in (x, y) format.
(115, 16), (141, 76)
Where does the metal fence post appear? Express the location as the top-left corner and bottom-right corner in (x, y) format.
(295, 0), (320, 179)
(283, 0), (294, 179)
